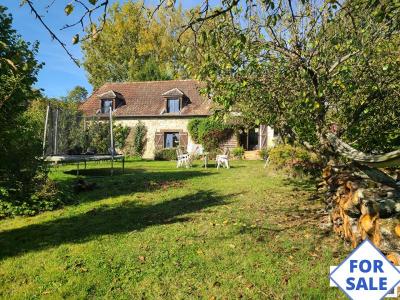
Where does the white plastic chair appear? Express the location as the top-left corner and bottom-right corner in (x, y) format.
(176, 148), (190, 168)
(216, 148), (230, 169)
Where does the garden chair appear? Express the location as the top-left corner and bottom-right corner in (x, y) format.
(176, 148), (190, 168)
(216, 147), (230, 169)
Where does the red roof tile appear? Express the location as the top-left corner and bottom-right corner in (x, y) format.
(79, 80), (211, 117)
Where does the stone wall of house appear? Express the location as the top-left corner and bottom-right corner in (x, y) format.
(115, 117), (203, 159)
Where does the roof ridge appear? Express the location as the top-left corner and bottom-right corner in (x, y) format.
(103, 79), (198, 85)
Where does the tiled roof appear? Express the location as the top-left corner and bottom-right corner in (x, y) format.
(161, 88), (184, 97)
(98, 90), (121, 99)
(79, 80), (211, 117)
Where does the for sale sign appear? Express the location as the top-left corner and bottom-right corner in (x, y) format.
(330, 239), (400, 300)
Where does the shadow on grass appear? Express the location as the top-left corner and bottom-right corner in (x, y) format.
(0, 190), (231, 260)
(57, 168), (214, 205)
(283, 177), (316, 192)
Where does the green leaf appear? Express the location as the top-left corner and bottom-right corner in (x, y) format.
(64, 4), (74, 16)
(166, 0), (174, 8)
(72, 34), (80, 44)
(90, 24), (98, 38)
(89, 0), (97, 5)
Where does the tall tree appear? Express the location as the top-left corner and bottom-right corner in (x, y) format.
(185, 0), (400, 155)
(0, 4), (42, 171)
(62, 85), (88, 102)
(19, 1), (400, 67)
(0, 5), (59, 216)
(81, 2), (187, 88)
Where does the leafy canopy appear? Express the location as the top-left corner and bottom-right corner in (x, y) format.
(62, 86), (88, 103)
(81, 2), (188, 88)
(186, 0), (400, 154)
(188, 118), (233, 151)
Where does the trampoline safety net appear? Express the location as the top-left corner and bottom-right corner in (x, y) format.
(43, 104), (114, 156)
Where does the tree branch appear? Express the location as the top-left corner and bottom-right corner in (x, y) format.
(25, 0), (80, 66)
(178, 0), (240, 41)
(328, 51), (360, 74)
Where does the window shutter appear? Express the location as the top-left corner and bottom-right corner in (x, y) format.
(155, 132), (164, 150)
(260, 125), (268, 149)
(179, 132), (188, 150)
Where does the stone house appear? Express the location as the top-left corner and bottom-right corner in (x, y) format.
(79, 79), (274, 159)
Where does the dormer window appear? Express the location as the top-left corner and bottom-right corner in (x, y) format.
(167, 98), (180, 113)
(162, 88), (186, 114)
(101, 99), (113, 113)
(97, 90), (125, 114)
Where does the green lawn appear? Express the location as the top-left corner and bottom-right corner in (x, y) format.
(0, 159), (348, 299)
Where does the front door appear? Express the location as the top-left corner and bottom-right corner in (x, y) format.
(239, 128), (259, 150)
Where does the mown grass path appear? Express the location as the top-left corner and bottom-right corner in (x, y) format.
(0, 160), (348, 299)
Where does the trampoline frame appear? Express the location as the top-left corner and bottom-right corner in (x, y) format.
(44, 154), (125, 176)
(43, 105), (123, 176)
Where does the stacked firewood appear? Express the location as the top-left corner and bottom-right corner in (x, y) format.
(320, 164), (400, 257)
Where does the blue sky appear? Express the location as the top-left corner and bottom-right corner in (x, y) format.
(2, 0), (202, 98)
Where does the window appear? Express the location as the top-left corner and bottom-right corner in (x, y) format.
(101, 99), (113, 113)
(164, 132), (180, 148)
(167, 98), (180, 113)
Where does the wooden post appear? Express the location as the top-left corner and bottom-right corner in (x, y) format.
(109, 107), (114, 176)
(122, 157), (125, 173)
(42, 104), (50, 157)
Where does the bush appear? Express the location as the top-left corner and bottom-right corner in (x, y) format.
(232, 147), (245, 159)
(188, 118), (202, 144)
(188, 117), (233, 151)
(259, 148), (269, 160)
(114, 124), (130, 149)
(85, 119), (110, 154)
(0, 104), (63, 217)
(0, 166), (63, 217)
(154, 148), (178, 161)
(268, 144), (321, 177)
(131, 122), (147, 157)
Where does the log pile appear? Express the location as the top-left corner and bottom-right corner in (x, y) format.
(320, 164), (400, 255)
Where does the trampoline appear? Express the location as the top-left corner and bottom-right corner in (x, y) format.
(42, 104), (125, 175)
(44, 155), (125, 175)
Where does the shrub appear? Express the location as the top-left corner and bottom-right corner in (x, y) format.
(232, 147), (245, 159)
(114, 124), (130, 149)
(154, 148), (178, 161)
(86, 119), (110, 154)
(0, 166), (63, 217)
(268, 144), (321, 177)
(131, 122), (147, 157)
(187, 118), (202, 144)
(188, 117), (233, 151)
(259, 148), (269, 160)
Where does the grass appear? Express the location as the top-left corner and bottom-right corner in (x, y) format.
(0, 159), (349, 299)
